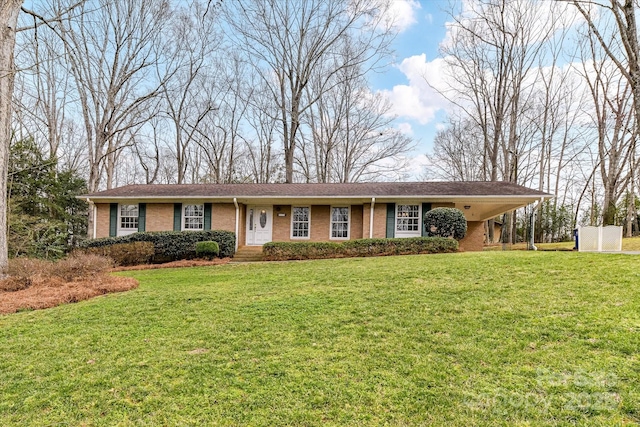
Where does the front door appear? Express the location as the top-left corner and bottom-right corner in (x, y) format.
(246, 206), (273, 245)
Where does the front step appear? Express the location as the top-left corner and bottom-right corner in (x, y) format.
(232, 246), (265, 263)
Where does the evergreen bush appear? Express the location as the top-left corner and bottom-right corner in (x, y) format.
(424, 208), (467, 240)
(79, 230), (235, 261)
(262, 237), (457, 261)
(196, 241), (220, 259)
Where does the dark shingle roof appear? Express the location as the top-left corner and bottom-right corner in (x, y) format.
(84, 182), (550, 199)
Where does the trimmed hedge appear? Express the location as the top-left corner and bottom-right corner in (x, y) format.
(262, 242), (342, 261)
(80, 241), (155, 266)
(263, 237), (458, 261)
(424, 207), (467, 240)
(79, 230), (235, 262)
(196, 241), (220, 259)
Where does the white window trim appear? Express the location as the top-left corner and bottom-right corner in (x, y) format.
(290, 205), (311, 240)
(330, 205), (351, 240)
(118, 203), (139, 234)
(182, 204), (205, 231)
(395, 203), (422, 238)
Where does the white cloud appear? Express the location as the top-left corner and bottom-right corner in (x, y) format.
(396, 122), (413, 136)
(385, 0), (422, 33)
(405, 153), (429, 178)
(441, 0), (585, 50)
(379, 54), (451, 125)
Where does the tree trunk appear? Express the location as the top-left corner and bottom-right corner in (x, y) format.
(0, 1), (22, 272)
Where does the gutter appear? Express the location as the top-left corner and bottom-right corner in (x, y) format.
(369, 197), (375, 238)
(233, 197), (239, 252)
(80, 194), (553, 203)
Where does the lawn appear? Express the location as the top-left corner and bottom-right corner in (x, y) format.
(1, 252), (639, 426)
(486, 235), (640, 251)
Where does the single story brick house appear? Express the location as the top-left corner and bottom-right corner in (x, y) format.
(82, 182), (551, 252)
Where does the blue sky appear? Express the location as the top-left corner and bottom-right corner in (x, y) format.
(369, 0), (454, 175)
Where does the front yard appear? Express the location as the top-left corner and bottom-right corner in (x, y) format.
(1, 252), (639, 425)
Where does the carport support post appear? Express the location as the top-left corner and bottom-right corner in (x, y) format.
(528, 207), (536, 250)
(529, 197), (543, 250)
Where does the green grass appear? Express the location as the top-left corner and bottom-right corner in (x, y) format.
(486, 235), (640, 251)
(1, 252), (640, 426)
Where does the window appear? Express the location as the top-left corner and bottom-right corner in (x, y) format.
(396, 204), (421, 237)
(331, 206), (350, 239)
(119, 204), (138, 230)
(183, 204), (204, 230)
(291, 206), (310, 238)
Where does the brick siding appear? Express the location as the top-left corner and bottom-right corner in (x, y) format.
(146, 203), (174, 232)
(96, 203), (110, 238)
(459, 221), (485, 252)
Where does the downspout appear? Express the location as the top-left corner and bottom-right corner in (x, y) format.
(86, 198), (97, 239)
(233, 198), (239, 252)
(369, 197), (376, 238)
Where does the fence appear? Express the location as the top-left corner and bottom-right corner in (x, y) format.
(577, 226), (623, 252)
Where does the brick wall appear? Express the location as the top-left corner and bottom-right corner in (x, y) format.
(310, 205), (330, 241)
(362, 203), (389, 238)
(350, 205), (363, 240)
(272, 205), (292, 241)
(211, 203), (236, 232)
(373, 203), (388, 238)
(96, 203), (110, 238)
(459, 221), (485, 252)
(145, 203), (174, 232)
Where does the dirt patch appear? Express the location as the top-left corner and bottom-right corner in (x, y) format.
(0, 276), (138, 314)
(112, 258), (231, 272)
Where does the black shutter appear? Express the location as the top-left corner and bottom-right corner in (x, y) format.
(421, 203), (431, 237)
(386, 203), (395, 238)
(138, 203), (146, 232)
(204, 203), (212, 230)
(109, 203), (118, 237)
(174, 203), (182, 231)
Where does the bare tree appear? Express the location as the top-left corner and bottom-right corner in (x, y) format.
(437, 0), (571, 242)
(577, 28), (638, 225)
(159, 1), (218, 184)
(428, 116), (487, 181)
(224, 0), (394, 183)
(244, 83), (282, 183)
(51, 0), (170, 192)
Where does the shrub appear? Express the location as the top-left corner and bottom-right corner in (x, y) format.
(51, 254), (114, 282)
(79, 241), (155, 266)
(3, 254), (113, 290)
(196, 241), (220, 259)
(262, 242), (343, 260)
(342, 237), (458, 256)
(79, 230), (235, 261)
(263, 237), (457, 261)
(424, 208), (467, 240)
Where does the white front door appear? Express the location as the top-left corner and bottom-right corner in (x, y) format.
(246, 206), (273, 245)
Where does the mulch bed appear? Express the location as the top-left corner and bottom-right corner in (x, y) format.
(0, 276), (138, 314)
(0, 257), (232, 315)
